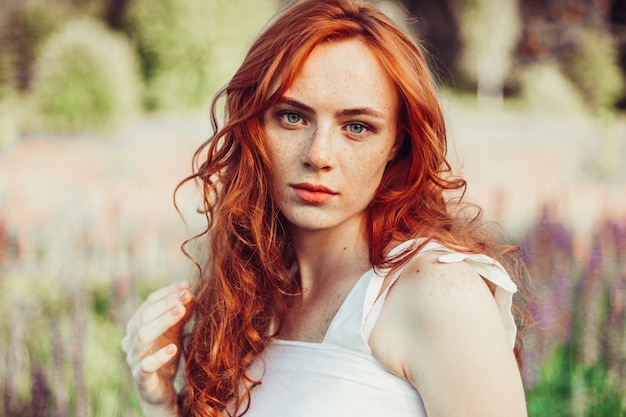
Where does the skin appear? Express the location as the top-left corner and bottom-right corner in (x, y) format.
(121, 281), (194, 417)
(122, 39), (527, 416)
(369, 251), (527, 416)
(263, 39), (399, 341)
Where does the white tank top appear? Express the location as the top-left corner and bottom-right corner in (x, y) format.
(240, 239), (518, 417)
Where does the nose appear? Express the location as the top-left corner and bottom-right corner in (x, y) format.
(304, 126), (333, 170)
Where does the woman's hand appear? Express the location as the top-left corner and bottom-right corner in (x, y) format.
(121, 281), (195, 416)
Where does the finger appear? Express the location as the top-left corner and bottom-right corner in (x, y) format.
(144, 280), (191, 305)
(121, 333), (130, 354)
(181, 294), (196, 322)
(139, 288), (192, 328)
(125, 282), (191, 337)
(133, 304), (188, 358)
(131, 344), (178, 397)
(140, 343), (178, 375)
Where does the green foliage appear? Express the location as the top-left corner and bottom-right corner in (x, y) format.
(527, 346), (626, 417)
(0, 92), (21, 152)
(125, 0), (278, 111)
(86, 314), (134, 417)
(587, 111), (626, 181)
(91, 284), (113, 320)
(0, 0), (70, 92)
(0, 44), (12, 101)
(582, 363), (626, 417)
(31, 17), (141, 132)
(564, 30), (625, 113)
(451, 0), (521, 101)
(521, 211), (626, 416)
(0, 268), (144, 416)
(125, 0), (217, 110)
(526, 346), (575, 416)
(518, 62), (587, 116)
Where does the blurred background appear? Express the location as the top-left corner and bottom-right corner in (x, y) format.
(0, 0), (625, 415)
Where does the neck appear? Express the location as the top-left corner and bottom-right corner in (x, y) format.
(290, 219), (371, 292)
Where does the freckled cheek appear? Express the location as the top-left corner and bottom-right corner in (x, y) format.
(361, 149), (390, 173)
(271, 146), (299, 176)
(351, 156), (387, 191)
(267, 143), (298, 197)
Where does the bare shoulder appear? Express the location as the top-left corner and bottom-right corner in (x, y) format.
(369, 250), (527, 417)
(403, 249), (491, 292)
(377, 250), (496, 326)
(369, 249), (500, 356)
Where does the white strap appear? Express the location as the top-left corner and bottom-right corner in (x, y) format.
(362, 239), (429, 341)
(362, 268), (404, 342)
(438, 251), (518, 348)
(362, 240), (518, 348)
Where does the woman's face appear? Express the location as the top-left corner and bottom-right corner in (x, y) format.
(263, 39), (399, 236)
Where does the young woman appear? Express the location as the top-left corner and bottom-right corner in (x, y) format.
(121, 0), (529, 416)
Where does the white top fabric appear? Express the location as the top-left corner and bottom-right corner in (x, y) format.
(241, 239), (518, 417)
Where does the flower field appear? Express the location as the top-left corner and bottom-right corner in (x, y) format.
(0, 104), (625, 416)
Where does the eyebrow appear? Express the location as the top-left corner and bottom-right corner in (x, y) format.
(336, 107), (385, 119)
(275, 97), (315, 114)
(276, 96), (386, 120)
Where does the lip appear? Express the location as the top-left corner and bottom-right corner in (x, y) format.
(291, 183), (337, 204)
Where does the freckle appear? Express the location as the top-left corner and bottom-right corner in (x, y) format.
(415, 269), (420, 274)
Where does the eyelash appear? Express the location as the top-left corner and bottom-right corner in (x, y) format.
(278, 111), (305, 126)
(276, 111), (373, 136)
(345, 122), (370, 135)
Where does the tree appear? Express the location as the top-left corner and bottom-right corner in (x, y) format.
(451, 0), (522, 106)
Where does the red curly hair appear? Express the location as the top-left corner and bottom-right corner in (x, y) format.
(176, 0), (525, 415)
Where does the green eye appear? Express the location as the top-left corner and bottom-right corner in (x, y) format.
(283, 112), (302, 124)
(348, 123), (367, 134)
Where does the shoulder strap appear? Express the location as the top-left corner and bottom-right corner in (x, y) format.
(437, 251), (518, 347)
(362, 239), (440, 342)
(361, 240), (518, 348)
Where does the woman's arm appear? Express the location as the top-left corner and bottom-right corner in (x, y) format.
(369, 252), (527, 417)
(121, 281), (195, 416)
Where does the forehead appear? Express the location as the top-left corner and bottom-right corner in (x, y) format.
(283, 39), (399, 115)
